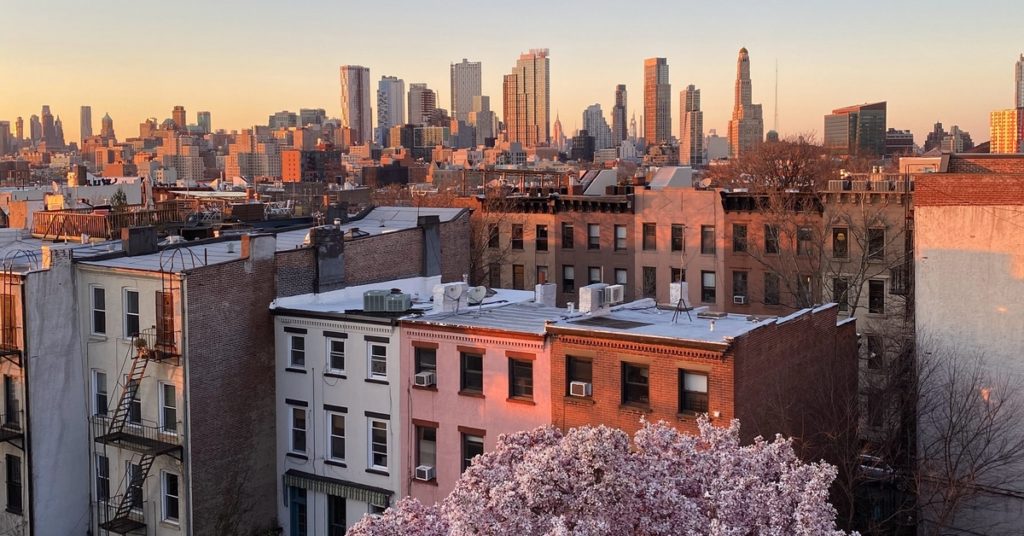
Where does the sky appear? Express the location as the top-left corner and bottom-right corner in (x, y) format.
(2, 0), (1022, 146)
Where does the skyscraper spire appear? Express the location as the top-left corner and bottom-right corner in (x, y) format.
(727, 47), (764, 158)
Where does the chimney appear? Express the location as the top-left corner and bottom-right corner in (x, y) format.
(535, 283), (557, 307)
(418, 215), (442, 278)
(433, 282), (468, 313)
(41, 245), (73, 270)
(121, 226), (158, 257)
(308, 225), (345, 292)
(240, 233), (276, 274)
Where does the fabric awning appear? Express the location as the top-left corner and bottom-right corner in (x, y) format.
(283, 469), (392, 507)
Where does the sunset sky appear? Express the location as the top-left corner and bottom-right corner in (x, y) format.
(2, 0), (1020, 145)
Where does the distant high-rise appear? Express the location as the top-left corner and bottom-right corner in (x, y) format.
(80, 106), (93, 143)
(298, 109), (325, 127)
(990, 108), (1024, 154)
(612, 84), (627, 145)
(339, 65), (373, 145)
(268, 111), (298, 129)
(197, 111), (212, 134)
(727, 48), (764, 158)
(582, 104), (613, 150)
(0, 121), (10, 156)
(468, 95), (496, 146)
(408, 83), (437, 126)
(14, 117), (23, 141)
(54, 116), (65, 147)
(41, 105), (56, 146)
(628, 113), (638, 141)
(643, 58), (671, 144)
(1016, 54), (1024, 108)
(376, 76), (406, 145)
(100, 113), (116, 140)
(450, 59), (482, 123)
(171, 106), (186, 131)
(29, 115), (41, 142)
(503, 49), (551, 147)
(824, 102), (887, 156)
(680, 85), (704, 166)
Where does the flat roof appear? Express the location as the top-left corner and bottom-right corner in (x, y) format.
(271, 276), (443, 315)
(274, 206), (466, 252)
(80, 239), (241, 272)
(0, 231), (122, 274)
(403, 293), (562, 335)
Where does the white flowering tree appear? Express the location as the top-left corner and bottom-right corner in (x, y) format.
(349, 418), (854, 535)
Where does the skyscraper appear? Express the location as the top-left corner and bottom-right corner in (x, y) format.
(990, 108), (1024, 154)
(552, 113), (565, 152)
(339, 65), (373, 145)
(582, 104), (613, 150)
(450, 59), (482, 123)
(80, 106), (93, 144)
(29, 115), (41, 142)
(14, 117), (23, 141)
(503, 49), (551, 147)
(41, 105), (55, 146)
(824, 102), (887, 156)
(172, 106), (187, 130)
(0, 122), (10, 156)
(468, 95), (496, 146)
(197, 111), (212, 134)
(1016, 53), (1024, 108)
(643, 58), (671, 144)
(680, 85), (704, 166)
(54, 116), (66, 147)
(100, 113), (116, 140)
(377, 76), (406, 145)
(612, 84), (627, 145)
(727, 48), (764, 158)
(408, 83), (437, 126)
(298, 109), (325, 127)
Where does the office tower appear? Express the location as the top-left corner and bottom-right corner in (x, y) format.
(54, 116), (66, 147)
(408, 83), (437, 126)
(680, 85), (704, 166)
(29, 115), (41, 142)
(0, 121), (10, 155)
(268, 111), (298, 129)
(503, 49), (551, 147)
(100, 113), (116, 140)
(1017, 54), (1024, 108)
(706, 129), (730, 161)
(14, 117), (23, 141)
(339, 65), (373, 144)
(172, 105), (187, 130)
(727, 48), (764, 158)
(990, 108), (1024, 153)
(377, 76), (406, 145)
(582, 104), (613, 150)
(197, 111), (212, 134)
(450, 59), (482, 123)
(823, 101), (887, 156)
(612, 84), (627, 145)
(41, 105), (55, 146)
(298, 109), (325, 127)
(80, 106), (93, 144)
(643, 58), (671, 144)
(468, 95), (496, 146)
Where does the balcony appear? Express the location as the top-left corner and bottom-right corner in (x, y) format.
(0, 325), (20, 366)
(92, 416), (182, 459)
(136, 327), (181, 366)
(98, 495), (146, 534)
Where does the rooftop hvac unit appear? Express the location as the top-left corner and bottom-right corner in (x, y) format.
(415, 465), (436, 481)
(363, 290), (390, 312)
(569, 381), (592, 397)
(604, 284), (625, 305)
(414, 371), (436, 387)
(385, 293), (412, 312)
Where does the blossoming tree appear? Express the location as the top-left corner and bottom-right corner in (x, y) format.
(349, 418), (853, 535)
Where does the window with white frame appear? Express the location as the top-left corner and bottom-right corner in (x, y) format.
(126, 376), (141, 425)
(326, 338), (345, 373)
(368, 343), (387, 379)
(126, 462), (142, 510)
(327, 412), (345, 461)
(95, 454), (109, 502)
(368, 419), (388, 471)
(162, 471), (179, 523)
(289, 336), (306, 368)
(123, 289), (140, 338)
(91, 286), (106, 335)
(290, 406), (307, 454)
(92, 370), (108, 417)
(160, 383), (177, 433)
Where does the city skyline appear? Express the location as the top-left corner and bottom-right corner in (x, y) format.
(1, 0), (1021, 146)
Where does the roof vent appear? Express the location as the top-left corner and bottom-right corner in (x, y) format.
(696, 311), (728, 319)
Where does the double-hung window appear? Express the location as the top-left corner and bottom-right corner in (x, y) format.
(160, 383), (177, 434)
(368, 419), (388, 471)
(162, 472), (180, 524)
(700, 225), (715, 255)
(91, 286), (106, 335)
(621, 362), (649, 406)
(587, 224), (600, 250)
(509, 359), (533, 399)
(290, 406), (307, 454)
(368, 343), (387, 380)
(289, 336), (306, 368)
(92, 370), (108, 417)
(460, 352), (483, 393)
(123, 289), (139, 338)
(95, 454), (110, 502)
(414, 347), (436, 374)
(6, 455), (21, 514)
(327, 412), (345, 461)
(461, 433), (484, 471)
(326, 338), (345, 374)
(679, 371), (709, 414)
(416, 425), (437, 469)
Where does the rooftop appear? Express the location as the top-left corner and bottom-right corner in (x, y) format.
(403, 295), (566, 335)
(274, 206), (466, 251)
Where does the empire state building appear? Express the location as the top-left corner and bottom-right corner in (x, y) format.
(727, 48), (764, 158)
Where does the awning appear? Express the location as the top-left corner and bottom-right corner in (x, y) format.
(283, 469), (392, 507)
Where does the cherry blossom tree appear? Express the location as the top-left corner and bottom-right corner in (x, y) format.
(348, 418), (854, 535)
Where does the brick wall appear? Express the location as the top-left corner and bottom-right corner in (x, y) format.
(275, 248), (316, 297)
(344, 228), (426, 285)
(915, 174), (1024, 206)
(186, 253), (279, 535)
(439, 211), (471, 283)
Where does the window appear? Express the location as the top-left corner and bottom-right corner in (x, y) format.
(91, 286), (106, 335)
(328, 495), (346, 536)
(764, 273), (780, 305)
(869, 280), (885, 314)
(797, 227), (813, 256)
(621, 362), (649, 405)
(328, 412), (346, 461)
(679, 371), (709, 414)
(732, 271), (748, 300)
(0, 295), (12, 349)
(460, 352), (483, 393)
(588, 224), (600, 249)
(368, 419), (388, 471)
(588, 267), (601, 285)
(537, 265), (549, 284)
(289, 335), (306, 368)
(567, 356), (592, 395)
(95, 454), (110, 502)
(126, 377), (141, 425)
(701, 271), (716, 303)
(561, 222), (574, 249)
(670, 267), (686, 284)
(512, 264), (525, 290)
(832, 228), (849, 258)
(868, 228), (885, 261)
(671, 224), (685, 252)
(461, 433), (484, 471)
(511, 225), (523, 250)
(488, 263), (501, 288)
(487, 224), (498, 248)
(6, 455), (21, 514)
(162, 472), (179, 523)
(764, 225), (779, 254)
(642, 223), (656, 250)
(368, 343), (387, 379)
(327, 338), (345, 373)
(414, 347), (436, 374)
(126, 462), (142, 510)
(562, 265), (575, 293)
(123, 289), (139, 338)
(642, 266), (657, 298)
(536, 225), (548, 251)
(92, 370), (108, 417)
(615, 268), (628, 286)
(416, 425), (437, 468)
(700, 225), (715, 254)
(867, 335), (884, 370)
(509, 359), (533, 399)
(833, 278), (849, 312)
(797, 274), (813, 306)
(732, 224), (748, 253)
(160, 383), (176, 433)
(615, 225), (628, 251)
(290, 407), (307, 453)
(2, 376), (14, 429)
(289, 487), (308, 536)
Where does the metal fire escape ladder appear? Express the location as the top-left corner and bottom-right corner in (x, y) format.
(100, 453), (155, 534)
(107, 344), (149, 437)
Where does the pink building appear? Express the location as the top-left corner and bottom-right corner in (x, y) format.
(398, 285), (564, 504)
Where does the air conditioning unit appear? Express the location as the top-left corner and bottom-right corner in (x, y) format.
(569, 381), (592, 397)
(385, 293), (411, 312)
(363, 290), (390, 312)
(414, 371), (436, 387)
(733, 295), (747, 305)
(603, 284), (625, 305)
(415, 465), (436, 481)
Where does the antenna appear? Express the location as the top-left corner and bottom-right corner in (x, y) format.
(773, 59), (779, 133)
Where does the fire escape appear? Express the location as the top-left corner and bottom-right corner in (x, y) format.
(0, 251), (37, 453)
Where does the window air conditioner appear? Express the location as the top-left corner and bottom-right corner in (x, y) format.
(414, 371), (436, 387)
(569, 381), (593, 397)
(415, 465), (436, 481)
(733, 295), (747, 305)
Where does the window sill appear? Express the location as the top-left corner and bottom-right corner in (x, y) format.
(89, 334), (108, 342)
(458, 390), (485, 399)
(506, 396), (535, 406)
(676, 411), (703, 421)
(324, 459), (347, 468)
(159, 519), (181, 530)
(412, 384), (438, 392)
(365, 378), (389, 385)
(285, 367), (307, 374)
(285, 452), (308, 461)
(413, 478), (439, 486)
(324, 372), (346, 379)
(4, 508), (22, 516)
(365, 468), (389, 476)
(564, 395), (596, 406)
(619, 403), (653, 414)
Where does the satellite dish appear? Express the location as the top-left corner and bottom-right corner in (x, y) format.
(444, 285), (464, 301)
(467, 286), (487, 305)
(699, 178), (713, 188)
